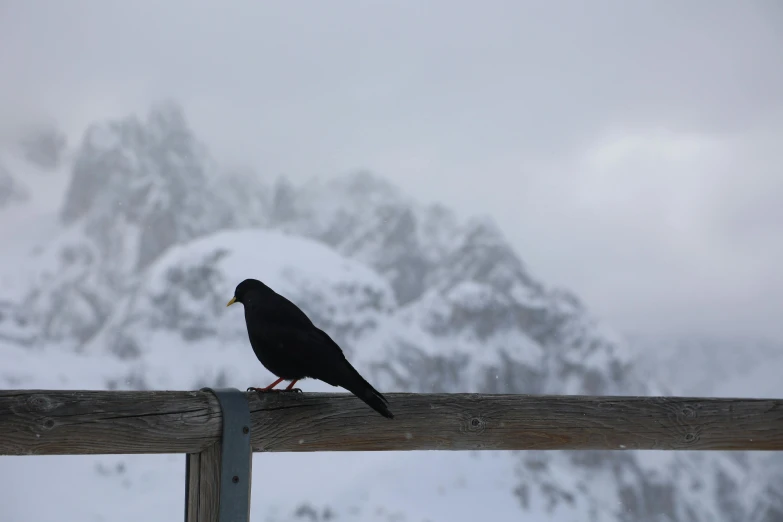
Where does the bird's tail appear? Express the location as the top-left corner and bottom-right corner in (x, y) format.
(341, 366), (394, 419)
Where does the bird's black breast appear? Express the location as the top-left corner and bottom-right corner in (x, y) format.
(244, 315), (308, 380)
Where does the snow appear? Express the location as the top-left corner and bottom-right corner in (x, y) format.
(2, 326), (668, 522)
(1, 337), (534, 522)
(509, 282), (549, 309)
(1, 105), (779, 522)
(0, 219), (722, 522)
(0, 450), (531, 522)
(444, 281), (503, 310)
(0, 216), (61, 301)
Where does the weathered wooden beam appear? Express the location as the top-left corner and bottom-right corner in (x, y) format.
(185, 444), (221, 522)
(1, 389), (782, 455)
(0, 389), (222, 455)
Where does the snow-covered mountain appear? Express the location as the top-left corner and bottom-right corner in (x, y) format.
(0, 102), (780, 522)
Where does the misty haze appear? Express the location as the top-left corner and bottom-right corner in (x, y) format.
(1, 2), (782, 522)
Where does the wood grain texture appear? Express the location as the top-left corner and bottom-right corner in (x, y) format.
(183, 444), (222, 522)
(197, 444), (221, 522)
(0, 389), (221, 455)
(2, 390), (783, 455)
(184, 452), (202, 520)
(247, 392), (783, 452)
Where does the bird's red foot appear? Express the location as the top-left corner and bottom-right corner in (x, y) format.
(281, 380), (302, 393)
(247, 386), (285, 394)
(247, 378), (302, 394)
(247, 377), (286, 394)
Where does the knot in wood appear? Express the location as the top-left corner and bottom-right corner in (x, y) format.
(41, 418), (55, 430)
(680, 406), (697, 419)
(467, 416), (486, 433)
(683, 432), (698, 444)
(27, 395), (54, 413)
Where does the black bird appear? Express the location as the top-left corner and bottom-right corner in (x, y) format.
(227, 278), (394, 419)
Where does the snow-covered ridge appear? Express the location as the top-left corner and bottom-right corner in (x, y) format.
(83, 228), (398, 366)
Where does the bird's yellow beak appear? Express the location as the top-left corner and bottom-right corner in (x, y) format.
(226, 296), (237, 307)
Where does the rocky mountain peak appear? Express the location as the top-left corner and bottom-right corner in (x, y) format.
(431, 215), (539, 294)
(60, 102), (231, 271)
(264, 170), (542, 310)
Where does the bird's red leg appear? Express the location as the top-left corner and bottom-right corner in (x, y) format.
(247, 377), (284, 393)
(283, 379), (302, 393)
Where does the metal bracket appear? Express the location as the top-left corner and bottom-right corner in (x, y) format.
(199, 387), (252, 522)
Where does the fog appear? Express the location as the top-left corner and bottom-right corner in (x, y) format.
(2, 0), (782, 338)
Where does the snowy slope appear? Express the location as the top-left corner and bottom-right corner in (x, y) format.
(0, 228), (728, 522)
(0, 102), (778, 522)
(0, 147), (70, 287)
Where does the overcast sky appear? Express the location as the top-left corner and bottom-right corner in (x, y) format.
(1, 1), (782, 340)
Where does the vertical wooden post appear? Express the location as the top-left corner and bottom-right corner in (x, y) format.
(185, 444), (220, 522)
(184, 388), (253, 522)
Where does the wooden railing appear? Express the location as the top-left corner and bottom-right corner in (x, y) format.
(2, 389), (782, 521)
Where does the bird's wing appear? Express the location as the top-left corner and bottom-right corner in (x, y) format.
(253, 295), (352, 381)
